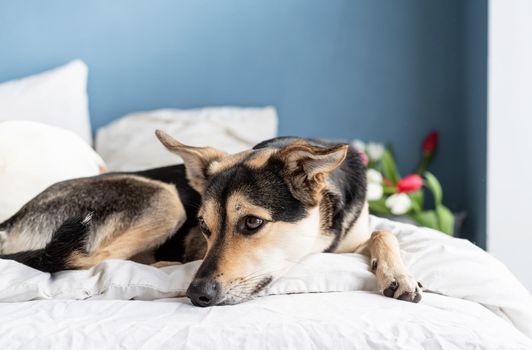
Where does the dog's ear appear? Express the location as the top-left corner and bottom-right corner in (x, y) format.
(279, 142), (348, 206)
(155, 130), (227, 193)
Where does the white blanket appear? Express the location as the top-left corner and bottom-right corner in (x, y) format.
(1, 216), (531, 349)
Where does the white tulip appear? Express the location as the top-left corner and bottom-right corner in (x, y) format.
(351, 139), (365, 152)
(367, 182), (383, 201)
(366, 168), (383, 184)
(385, 193), (412, 215)
(366, 142), (385, 161)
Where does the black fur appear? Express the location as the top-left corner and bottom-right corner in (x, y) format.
(133, 165), (201, 262)
(0, 216), (14, 231)
(254, 136), (367, 252)
(204, 158), (307, 223)
(0, 216), (89, 273)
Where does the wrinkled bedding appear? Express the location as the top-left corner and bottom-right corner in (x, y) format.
(1, 216), (531, 349)
(1, 292), (530, 349)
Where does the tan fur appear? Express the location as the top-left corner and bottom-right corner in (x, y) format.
(278, 141), (348, 175)
(243, 148), (277, 169)
(84, 213), (124, 253)
(226, 192), (273, 221)
(208, 151), (251, 175)
(203, 148), (278, 175)
(200, 200), (221, 234)
(362, 230), (421, 301)
(278, 142), (348, 206)
(68, 183), (186, 269)
(156, 130), (227, 193)
(201, 192), (323, 301)
(151, 261), (182, 268)
(205, 148), (278, 174)
(183, 226), (207, 262)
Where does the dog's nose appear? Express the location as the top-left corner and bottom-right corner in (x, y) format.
(186, 279), (220, 307)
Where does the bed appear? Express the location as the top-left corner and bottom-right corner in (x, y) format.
(1, 62), (531, 349)
(0, 216), (531, 349)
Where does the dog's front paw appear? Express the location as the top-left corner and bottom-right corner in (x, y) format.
(379, 273), (422, 303)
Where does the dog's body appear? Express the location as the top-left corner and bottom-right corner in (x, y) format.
(0, 132), (421, 306)
(0, 165), (205, 271)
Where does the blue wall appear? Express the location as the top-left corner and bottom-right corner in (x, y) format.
(463, 0), (488, 247)
(0, 1), (487, 244)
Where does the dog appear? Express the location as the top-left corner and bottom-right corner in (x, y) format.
(0, 130), (421, 306)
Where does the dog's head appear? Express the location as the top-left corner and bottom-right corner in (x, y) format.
(156, 130), (348, 306)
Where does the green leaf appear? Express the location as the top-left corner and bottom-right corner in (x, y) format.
(410, 210), (439, 230)
(424, 171), (442, 206)
(380, 149), (400, 184)
(368, 199), (391, 216)
(382, 185), (397, 195)
(436, 205), (454, 235)
(408, 190), (424, 213)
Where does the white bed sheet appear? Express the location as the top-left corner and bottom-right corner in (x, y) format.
(1, 217), (531, 349)
(1, 292), (531, 349)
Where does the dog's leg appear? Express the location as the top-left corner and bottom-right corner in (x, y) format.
(68, 218), (182, 269)
(68, 187), (187, 269)
(364, 230), (422, 303)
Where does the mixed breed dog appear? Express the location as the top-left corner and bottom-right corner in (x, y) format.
(0, 131), (422, 306)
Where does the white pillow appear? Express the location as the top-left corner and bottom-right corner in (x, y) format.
(0, 60), (92, 144)
(0, 121), (105, 222)
(96, 107), (278, 171)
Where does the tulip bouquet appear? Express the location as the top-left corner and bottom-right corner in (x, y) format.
(354, 132), (455, 235)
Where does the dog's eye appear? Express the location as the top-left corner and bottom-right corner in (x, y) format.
(242, 216), (264, 233)
(198, 217), (211, 237)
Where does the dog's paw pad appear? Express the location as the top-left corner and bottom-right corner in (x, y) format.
(397, 288), (422, 303)
(380, 275), (422, 303)
(383, 280), (399, 297)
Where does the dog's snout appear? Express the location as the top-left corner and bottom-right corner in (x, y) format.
(186, 279), (220, 307)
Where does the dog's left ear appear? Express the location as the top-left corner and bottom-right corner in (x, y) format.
(155, 130), (227, 193)
(279, 142), (349, 206)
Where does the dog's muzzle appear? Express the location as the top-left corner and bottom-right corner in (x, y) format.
(186, 278), (221, 307)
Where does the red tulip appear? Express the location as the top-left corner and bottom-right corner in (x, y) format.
(397, 174), (423, 193)
(422, 131), (439, 155)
